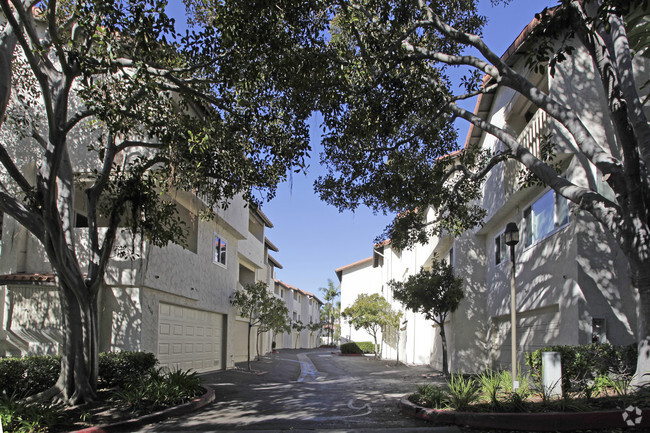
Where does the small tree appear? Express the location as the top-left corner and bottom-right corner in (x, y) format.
(292, 320), (307, 349)
(231, 281), (287, 371)
(256, 299), (290, 360)
(342, 293), (391, 359)
(390, 261), (464, 375)
(320, 279), (340, 345)
(307, 321), (323, 347)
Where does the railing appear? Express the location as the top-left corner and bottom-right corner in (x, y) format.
(502, 109), (550, 198)
(516, 109), (549, 160)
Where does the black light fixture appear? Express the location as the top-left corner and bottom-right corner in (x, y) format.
(504, 222), (520, 247)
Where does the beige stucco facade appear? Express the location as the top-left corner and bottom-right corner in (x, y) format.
(336, 19), (645, 374)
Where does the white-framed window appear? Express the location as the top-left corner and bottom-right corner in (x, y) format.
(524, 188), (569, 248)
(213, 233), (227, 267)
(495, 232), (507, 265)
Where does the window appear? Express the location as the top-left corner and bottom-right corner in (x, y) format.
(280, 288), (284, 297)
(592, 318), (607, 343)
(495, 233), (507, 265)
(213, 233), (227, 267)
(293, 312), (297, 321)
(524, 188), (569, 247)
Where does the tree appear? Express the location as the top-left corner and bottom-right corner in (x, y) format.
(390, 261), (464, 375)
(256, 298), (290, 360)
(316, 0), (650, 384)
(0, 0), (326, 403)
(320, 278), (340, 345)
(231, 281), (289, 371)
(307, 320), (323, 347)
(342, 293), (391, 359)
(292, 320), (307, 349)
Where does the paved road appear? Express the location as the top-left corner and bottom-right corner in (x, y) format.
(134, 348), (458, 432)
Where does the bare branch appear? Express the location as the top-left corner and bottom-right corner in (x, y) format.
(400, 42), (500, 79)
(0, 142), (32, 192)
(0, 190), (43, 241)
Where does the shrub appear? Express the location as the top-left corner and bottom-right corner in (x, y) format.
(0, 390), (61, 433)
(355, 341), (376, 354)
(0, 355), (60, 397)
(340, 342), (364, 355)
(111, 367), (203, 414)
(446, 373), (479, 411)
(99, 351), (158, 388)
(410, 384), (448, 408)
(526, 343), (637, 396)
(476, 370), (502, 407)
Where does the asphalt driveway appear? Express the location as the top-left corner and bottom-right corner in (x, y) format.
(132, 348), (457, 432)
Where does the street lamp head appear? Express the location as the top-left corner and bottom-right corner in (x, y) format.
(504, 222), (520, 246)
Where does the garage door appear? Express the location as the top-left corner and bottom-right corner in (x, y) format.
(490, 305), (560, 370)
(157, 303), (224, 373)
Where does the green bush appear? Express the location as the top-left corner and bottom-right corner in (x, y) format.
(99, 351), (158, 388)
(340, 342), (364, 355)
(0, 390), (62, 433)
(355, 341), (376, 354)
(0, 355), (60, 398)
(410, 384), (448, 408)
(111, 367), (203, 414)
(446, 373), (479, 411)
(526, 343), (637, 395)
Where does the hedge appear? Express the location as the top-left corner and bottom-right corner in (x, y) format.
(356, 341), (377, 354)
(340, 342), (364, 355)
(0, 351), (158, 397)
(526, 343), (637, 395)
(0, 355), (60, 397)
(98, 351), (158, 388)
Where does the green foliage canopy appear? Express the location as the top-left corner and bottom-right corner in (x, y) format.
(390, 261), (464, 326)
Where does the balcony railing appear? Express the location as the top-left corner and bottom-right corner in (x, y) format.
(516, 109), (549, 160)
(503, 109), (550, 198)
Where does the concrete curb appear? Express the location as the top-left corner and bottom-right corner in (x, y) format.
(69, 386), (215, 433)
(399, 395), (650, 431)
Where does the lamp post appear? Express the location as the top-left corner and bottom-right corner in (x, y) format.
(504, 222), (520, 391)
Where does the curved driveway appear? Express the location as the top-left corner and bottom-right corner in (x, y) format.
(134, 348), (457, 432)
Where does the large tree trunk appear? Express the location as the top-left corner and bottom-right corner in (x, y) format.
(630, 257), (650, 387)
(55, 279), (98, 404)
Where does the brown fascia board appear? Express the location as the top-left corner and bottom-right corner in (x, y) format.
(268, 253), (283, 269)
(251, 205), (274, 228)
(265, 237), (279, 252)
(462, 10), (553, 152)
(334, 256), (373, 281)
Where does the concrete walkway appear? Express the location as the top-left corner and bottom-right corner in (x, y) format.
(132, 348), (457, 432)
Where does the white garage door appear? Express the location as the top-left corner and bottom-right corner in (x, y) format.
(491, 305), (560, 370)
(157, 303), (224, 373)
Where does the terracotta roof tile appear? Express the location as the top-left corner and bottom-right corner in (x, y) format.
(0, 273), (56, 285)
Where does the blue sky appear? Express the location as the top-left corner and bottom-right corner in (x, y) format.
(167, 0), (557, 298)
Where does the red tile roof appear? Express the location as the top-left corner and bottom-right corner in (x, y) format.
(0, 273), (56, 285)
(273, 279), (323, 305)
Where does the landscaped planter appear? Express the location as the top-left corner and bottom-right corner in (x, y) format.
(400, 395), (650, 431)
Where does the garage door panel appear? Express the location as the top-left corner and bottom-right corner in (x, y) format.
(491, 306), (560, 370)
(157, 303), (223, 373)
